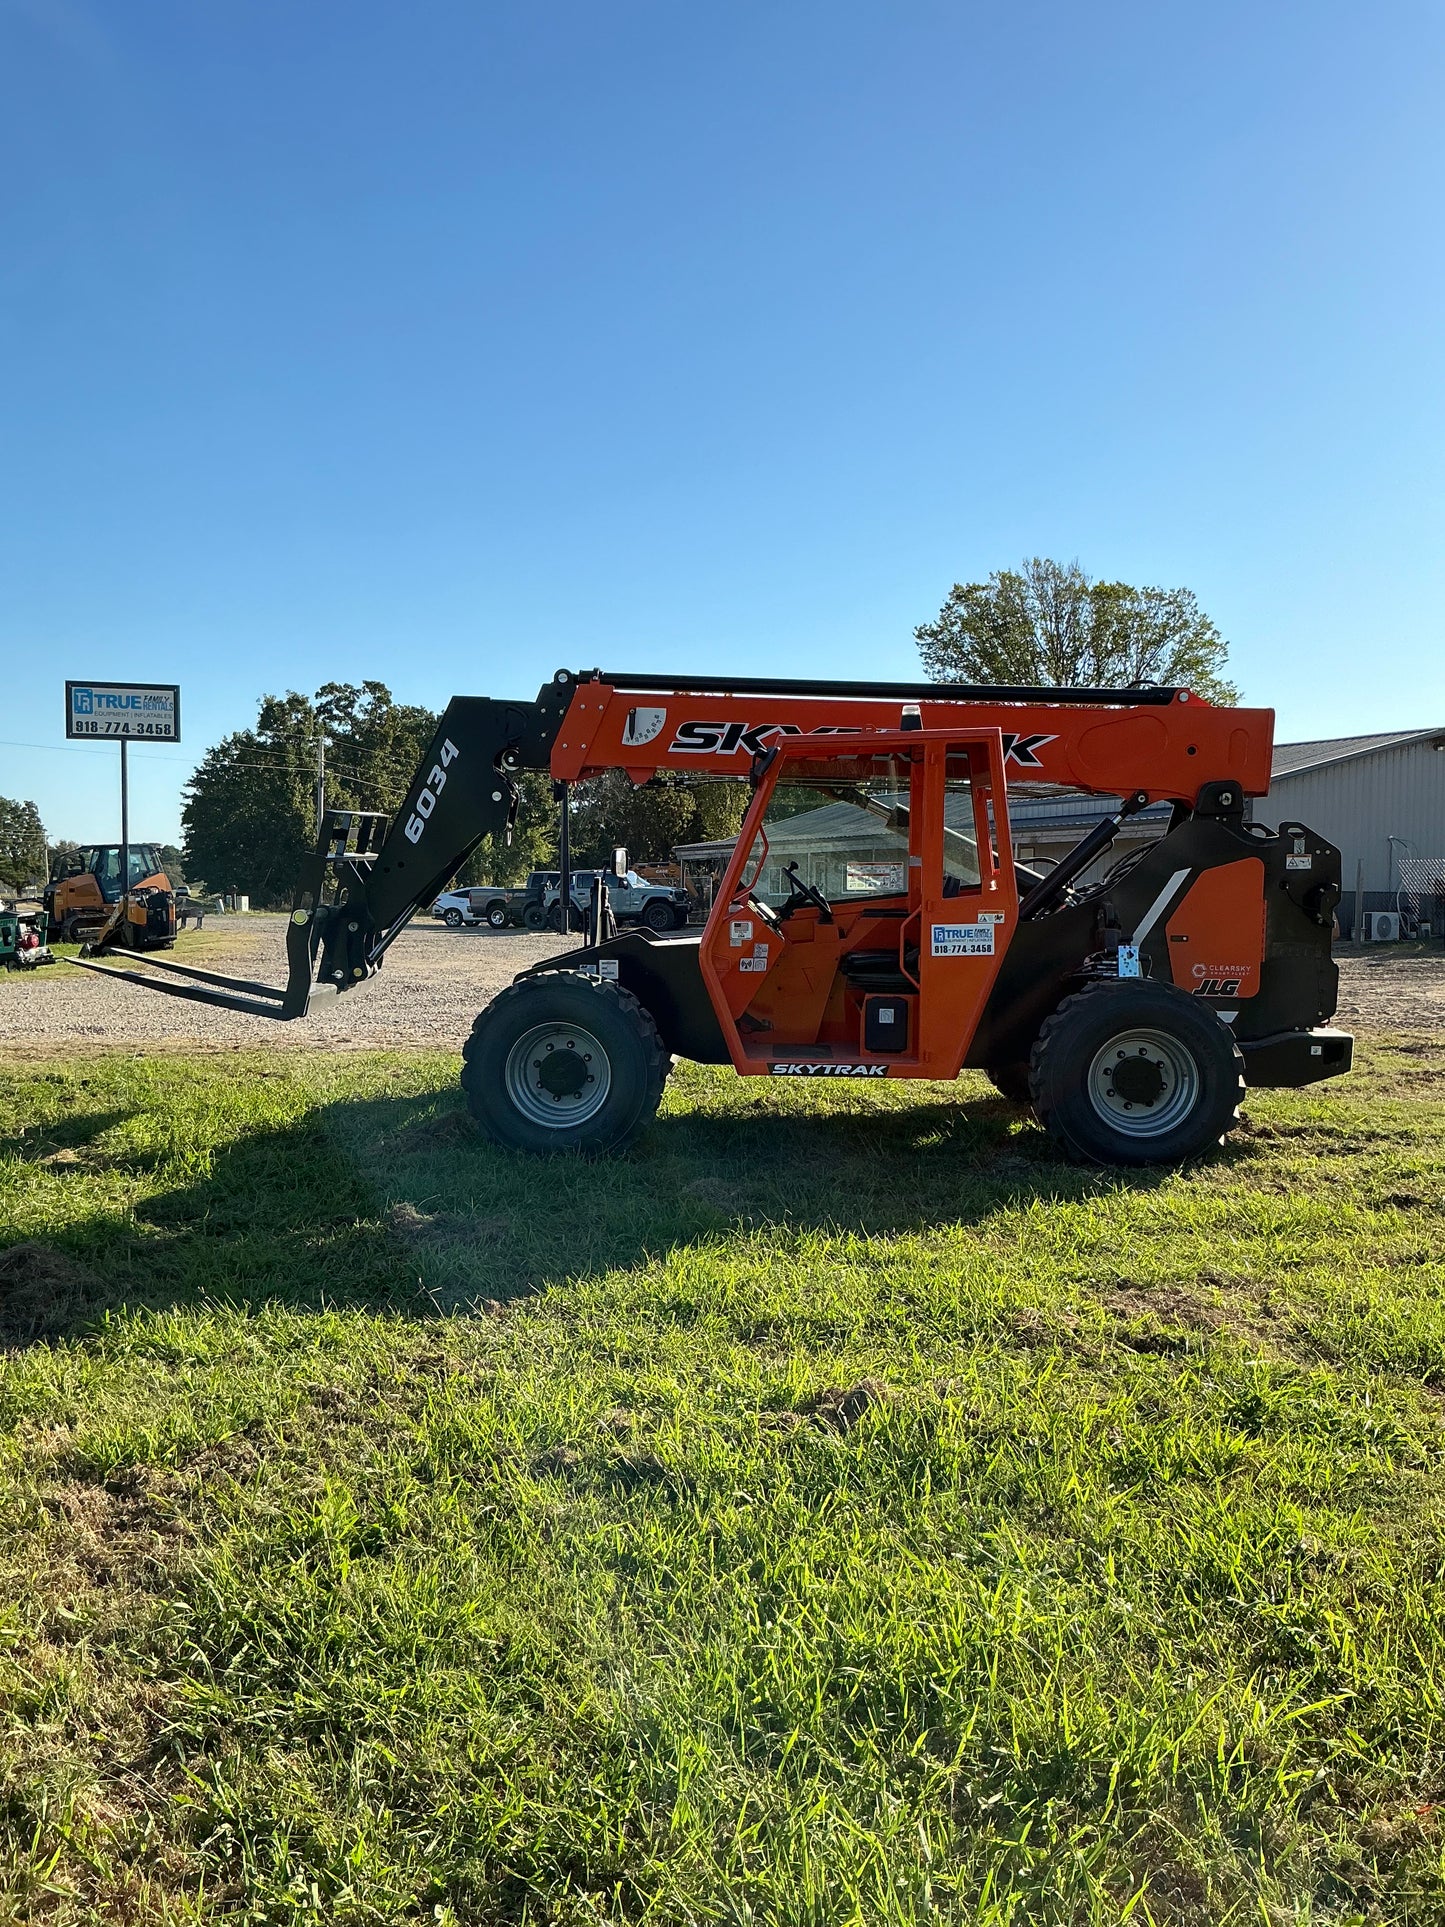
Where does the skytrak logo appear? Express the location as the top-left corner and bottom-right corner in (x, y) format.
(770, 1062), (889, 1078)
(668, 720), (1058, 766)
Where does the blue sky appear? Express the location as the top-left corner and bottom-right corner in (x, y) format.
(3, 0), (1442, 846)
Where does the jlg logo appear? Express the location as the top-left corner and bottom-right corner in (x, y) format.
(404, 739), (459, 844)
(1194, 978), (1243, 997)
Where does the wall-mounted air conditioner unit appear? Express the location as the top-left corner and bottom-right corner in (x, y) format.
(1365, 910), (1401, 942)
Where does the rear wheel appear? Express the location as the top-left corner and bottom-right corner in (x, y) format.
(444, 908), (463, 927)
(462, 974), (669, 1154)
(486, 902), (510, 929)
(1029, 981), (1245, 1166)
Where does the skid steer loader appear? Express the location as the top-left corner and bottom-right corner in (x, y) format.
(70, 670), (1351, 1165)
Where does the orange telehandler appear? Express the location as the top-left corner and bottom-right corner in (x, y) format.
(70, 669), (1350, 1164)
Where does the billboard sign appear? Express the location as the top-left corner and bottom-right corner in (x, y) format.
(65, 681), (181, 741)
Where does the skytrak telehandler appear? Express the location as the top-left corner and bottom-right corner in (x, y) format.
(70, 670), (1351, 1165)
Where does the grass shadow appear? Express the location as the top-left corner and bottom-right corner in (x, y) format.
(1, 1067), (1178, 1345)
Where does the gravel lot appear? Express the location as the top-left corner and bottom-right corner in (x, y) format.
(0, 915), (564, 1054)
(2, 917), (1440, 1055)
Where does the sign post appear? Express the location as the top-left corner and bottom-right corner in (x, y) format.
(64, 683), (181, 939)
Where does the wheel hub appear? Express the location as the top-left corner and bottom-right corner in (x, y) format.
(503, 1022), (611, 1127)
(1086, 1026), (1201, 1138)
(1109, 1053), (1167, 1107)
(536, 1046), (589, 1098)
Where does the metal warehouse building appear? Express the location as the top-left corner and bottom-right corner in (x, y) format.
(1254, 729), (1445, 935)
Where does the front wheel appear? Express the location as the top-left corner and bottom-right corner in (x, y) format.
(1029, 981), (1245, 1166)
(642, 899), (675, 933)
(461, 974), (669, 1155)
(522, 903), (547, 930)
(486, 902), (510, 929)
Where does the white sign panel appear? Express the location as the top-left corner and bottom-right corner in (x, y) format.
(931, 919), (997, 957)
(65, 681), (181, 741)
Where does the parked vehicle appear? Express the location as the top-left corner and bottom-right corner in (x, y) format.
(542, 870), (691, 933)
(430, 885), (532, 929)
(44, 843), (176, 949)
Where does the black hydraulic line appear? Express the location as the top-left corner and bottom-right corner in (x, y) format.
(1018, 794), (1150, 920)
(591, 670), (1183, 707)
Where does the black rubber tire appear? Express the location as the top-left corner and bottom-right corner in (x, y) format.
(1029, 981), (1245, 1167)
(486, 902), (510, 929)
(461, 974), (669, 1155)
(546, 903), (585, 934)
(444, 909), (463, 927)
(522, 903), (547, 930)
(643, 899), (674, 933)
(986, 1062), (1034, 1105)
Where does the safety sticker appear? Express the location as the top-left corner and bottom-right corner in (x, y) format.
(729, 919), (753, 946)
(580, 960), (619, 980)
(738, 953), (769, 973)
(930, 920), (996, 957)
(1286, 855), (1312, 870)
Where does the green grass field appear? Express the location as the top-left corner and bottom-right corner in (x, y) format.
(1, 1041), (1443, 1924)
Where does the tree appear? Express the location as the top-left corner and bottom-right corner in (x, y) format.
(183, 683), (441, 905)
(914, 557), (1238, 702)
(0, 797), (47, 893)
(566, 772), (751, 869)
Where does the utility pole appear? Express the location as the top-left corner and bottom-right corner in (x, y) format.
(316, 733), (327, 836)
(119, 736), (130, 943)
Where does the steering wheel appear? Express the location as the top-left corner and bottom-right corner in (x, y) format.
(782, 862), (834, 923)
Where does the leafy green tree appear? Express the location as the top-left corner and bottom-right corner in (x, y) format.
(915, 557), (1238, 702)
(183, 683), (448, 904)
(314, 682), (438, 819)
(182, 695), (316, 905)
(0, 797), (47, 893)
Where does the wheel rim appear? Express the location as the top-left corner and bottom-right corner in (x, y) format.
(1087, 1026), (1201, 1138)
(504, 1021), (612, 1127)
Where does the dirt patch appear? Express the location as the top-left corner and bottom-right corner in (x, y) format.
(0, 1242), (104, 1349)
(386, 1201), (511, 1246)
(1334, 944), (1445, 1032)
(804, 1377), (894, 1433)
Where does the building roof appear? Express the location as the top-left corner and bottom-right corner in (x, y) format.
(1271, 728), (1445, 779)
